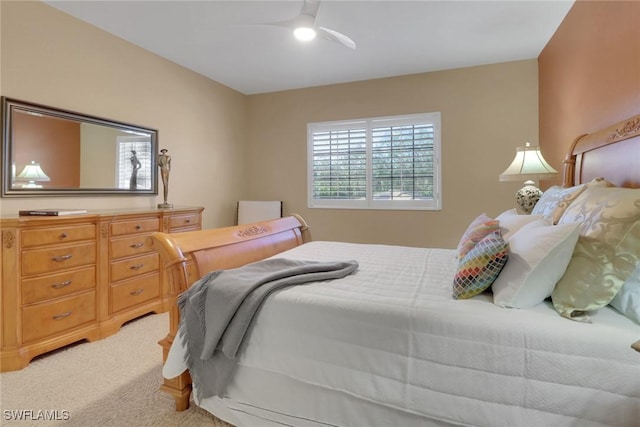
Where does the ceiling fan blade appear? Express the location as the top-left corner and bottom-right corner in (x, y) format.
(258, 17), (297, 30)
(318, 26), (356, 50)
(300, 0), (321, 18)
(260, 12), (314, 30)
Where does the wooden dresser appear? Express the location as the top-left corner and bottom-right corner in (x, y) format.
(0, 206), (203, 372)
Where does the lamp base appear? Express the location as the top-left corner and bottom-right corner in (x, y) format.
(516, 180), (542, 214)
(157, 203), (174, 209)
(21, 181), (43, 188)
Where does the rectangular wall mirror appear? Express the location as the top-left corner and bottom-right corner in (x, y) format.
(1, 97), (158, 197)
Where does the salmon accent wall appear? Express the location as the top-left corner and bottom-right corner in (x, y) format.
(538, 0), (640, 188)
(13, 112), (81, 188)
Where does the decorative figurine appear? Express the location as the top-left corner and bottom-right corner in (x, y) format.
(158, 148), (173, 208)
(129, 149), (141, 190)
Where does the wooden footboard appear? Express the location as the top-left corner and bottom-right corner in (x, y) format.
(149, 214), (311, 411)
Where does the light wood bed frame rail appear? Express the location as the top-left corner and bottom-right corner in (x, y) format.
(149, 214), (310, 410)
(150, 114), (639, 411)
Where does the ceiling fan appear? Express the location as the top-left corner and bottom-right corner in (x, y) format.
(265, 0), (356, 50)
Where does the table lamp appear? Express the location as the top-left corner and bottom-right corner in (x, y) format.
(499, 142), (558, 213)
(15, 161), (50, 188)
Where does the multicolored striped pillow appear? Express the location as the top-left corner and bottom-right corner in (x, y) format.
(453, 230), (509, 299)
(456, 213), (500, 259)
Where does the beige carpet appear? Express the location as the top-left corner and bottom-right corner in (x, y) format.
(0, 313), (233, 426)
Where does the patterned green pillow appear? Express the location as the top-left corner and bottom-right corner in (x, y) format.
(453, 230), (509, 299)
(552, 186), (640, 321)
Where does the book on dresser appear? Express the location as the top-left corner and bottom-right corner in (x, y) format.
(18, 208), (88, 216)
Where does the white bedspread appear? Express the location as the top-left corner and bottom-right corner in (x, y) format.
(165, 241), (640, 427)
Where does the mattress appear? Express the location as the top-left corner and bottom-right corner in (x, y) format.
(164, 241), (640, 427)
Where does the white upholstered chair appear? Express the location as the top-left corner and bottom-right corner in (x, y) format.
(236, 200), (283, 225)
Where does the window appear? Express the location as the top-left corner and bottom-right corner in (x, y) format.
(116, 137), (153, 190)
(308, 112), (441, 210)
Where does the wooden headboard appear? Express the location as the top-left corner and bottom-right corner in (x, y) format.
(563, 114), (640, 188)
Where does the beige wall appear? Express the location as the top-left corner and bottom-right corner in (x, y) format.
(0, 1), (248, 228)
(246, 60), (539, 248)
(2, 2), (540, 248)
(539, 0), (640, 188)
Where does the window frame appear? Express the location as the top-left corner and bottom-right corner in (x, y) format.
(307, 112), (442, 211)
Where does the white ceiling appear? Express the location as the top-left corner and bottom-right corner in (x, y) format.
(44, 0), (575, 95)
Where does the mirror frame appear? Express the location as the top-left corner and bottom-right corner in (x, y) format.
(1, 97), (158, 197)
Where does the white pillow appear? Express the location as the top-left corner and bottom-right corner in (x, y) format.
(609, 265), (640, 324)
(531, 184), (586, 224)
(492, 219), (580, 308)
(495, 208), (543, 241)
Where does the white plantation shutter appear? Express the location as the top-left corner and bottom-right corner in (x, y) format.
(311, 126), (367, 201)
(308, 113), (441, 210)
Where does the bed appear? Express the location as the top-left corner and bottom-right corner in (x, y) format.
(150, 114), (640, 427)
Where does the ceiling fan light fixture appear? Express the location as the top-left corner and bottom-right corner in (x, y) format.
(293, 26), (316, 41)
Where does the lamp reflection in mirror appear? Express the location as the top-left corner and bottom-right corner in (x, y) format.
(499, 142), (558, 213)
(15, 161), (50, 188)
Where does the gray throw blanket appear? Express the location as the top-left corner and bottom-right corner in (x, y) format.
(177, 257), (359, 399)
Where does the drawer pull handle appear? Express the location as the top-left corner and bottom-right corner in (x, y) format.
(130, 264), (144, 270)
(130, 242), (144, 249)
(51, 280), (72, 289)
(52, 254), (73, 262)
(130, 289), (144, 296)
(135, 225), (142, 230)
(53, 311), (72, 320)
(60, 232), (68, 239)
(185, 219), (191, 223)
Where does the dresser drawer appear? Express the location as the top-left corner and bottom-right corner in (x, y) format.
(110, 272), (160, 313)
(22, 266), (96, 305)
(169, 213), (201, 231)
(22, 291), (96, 343)
(110, 252), (159, 282)
(21, 224), (95, 248)
(22, 242), (96, 276)
(110, 234), (154, 260)
(110, 217), (160, 237)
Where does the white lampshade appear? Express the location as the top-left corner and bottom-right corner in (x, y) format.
(15, 161), (50, 188)
(499, 142), (558, 213)
(499, 142), (558, 181)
